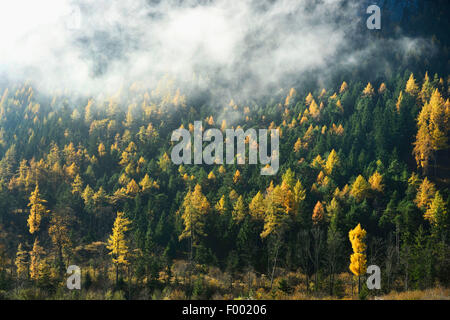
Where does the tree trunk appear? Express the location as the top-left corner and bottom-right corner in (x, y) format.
(115, 264), (119, 286)
(269, 239), (280, 290)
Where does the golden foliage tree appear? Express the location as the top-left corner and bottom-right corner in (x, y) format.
(325, 149), (339, 175)
(29, 238), (44, 281)
(312, 201), (324, 225)
(349, 223), (367, 293)
(405, 73), (419, 96)
(424, 191), (446, 225)
(233, 169), (241, 184)
(413, 89), (448, 173)
(71, 174), (83, 195)
(362, 83), (374, 96)
(27, 185), (50, 234)
(350, 175), (370, 202)
(232, 195), (246, 222)
(215, 194), (226, 215)
(126, 179), (140, 195)
(249, 191), (265, 220)
(48, 212), (71, 272)
(339, 81), (348, 94)
(369, 171), (384, 193)
(178, 184), (210, 261)
(414, 177), (436, 209)
(15, 243), (28, 279)
(107, 211), (132, 284)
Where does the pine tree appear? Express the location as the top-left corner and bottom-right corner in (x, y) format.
(420, 72), (433, 104)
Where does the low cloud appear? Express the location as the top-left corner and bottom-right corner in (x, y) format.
(0, 0), (433, 102)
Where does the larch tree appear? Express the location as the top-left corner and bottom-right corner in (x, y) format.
(369, 171), (384, 193)
(260, 184), (289, 289)
(414, 89), (448, 174)
(215, 194), (226, 215)
(350, 175), (370, 203)
(232, 195), (246, 222)
(15, 243), (28, 280)
(424, 191), (447, 228)
(405, 73), (419, 96)
(27, 184), (50, 234)
(414, 177), (436, 209)
(71, 174), (83, 195)
(324, 149), (339, 175)
(349, 223), (367, 294)
(48, 212), (71, 274)
(362, 83), (374, 96)
(29, 238), (44, 282)
(312, 201), (324, 225)
(107, 211), (132, 285)
(339, 81), (348, 93)
(178, 184), (210, 263)
(249, 191), (265, 220)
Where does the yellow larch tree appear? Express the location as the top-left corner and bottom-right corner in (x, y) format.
(232, 195), (246, 222)
(339, 81), (348, 94)
(424, 191), (446, 225)
(369, 171), (384, 193)
(15, 243), (28, 279)
(233, 169), (241, 184)
(414, 177), (436, 209)
(215, 194), (226, 215)
(312, 201), (324, 225)
(350, 175), (370, 203)
(362, 83), (374, 96)
(29, 238), (44, 281)
(249, 191), (265, 220)
(178, 184), (210, 262)
(349, 223), (367, 293)
(48, 213), (71, 273)
(126, 179), (140, 196)
(71, 174), (83, 195)
(325, 149), (339, 175)
(98, 142), (106, 157)
(27, 185), (50, 234)
(396, 91), (403, 113)
(405, 73), (419, 96)
(107, 211), (132, 284)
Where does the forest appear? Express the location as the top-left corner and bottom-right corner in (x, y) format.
(0, 0), (448, 300)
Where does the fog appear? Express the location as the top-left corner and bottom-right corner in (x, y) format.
(0, 0), (432, 102)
